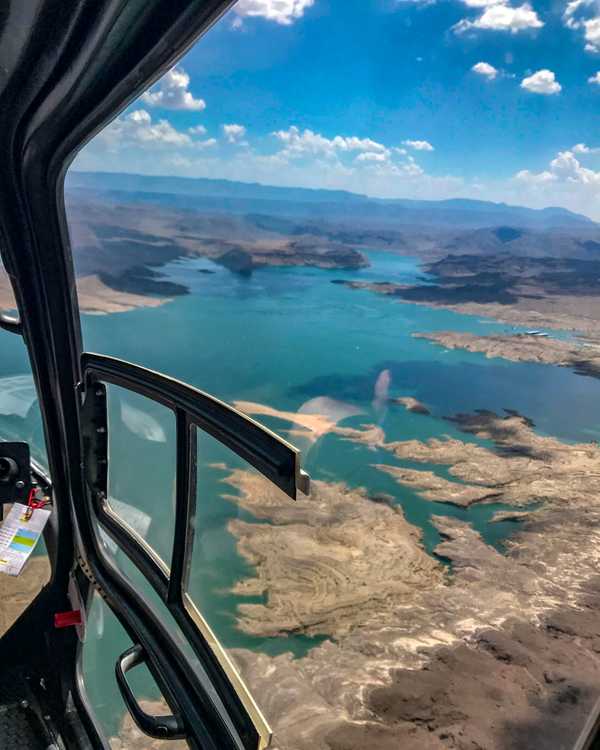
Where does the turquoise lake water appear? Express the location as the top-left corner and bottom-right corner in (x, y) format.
(2, 250), (600, 734)
(80, 252), (600, 648)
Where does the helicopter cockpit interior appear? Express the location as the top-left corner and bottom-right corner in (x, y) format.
(1, 1), (600, 749)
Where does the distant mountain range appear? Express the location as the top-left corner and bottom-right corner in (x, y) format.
(67, 171), (595, 231)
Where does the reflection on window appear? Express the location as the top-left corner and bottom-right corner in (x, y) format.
(65, 0), (600, 748)
(0, 327), (47, 469)
(106, 385), (177, 569)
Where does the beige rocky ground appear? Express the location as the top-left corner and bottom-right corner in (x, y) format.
(415, 330), (600, 378)
(392, 396), (431, 414)
(335, 409), (600, 509)
(55, 399), (600, 750)
(233, 400), (350, 444)
(76, 274), (171, 314)
(225, 470), (444, 638)
(0, 556), (50, 636)
(439, 294), (600, 336)
(109, 699), (188, 750)
(210, 406), (600, 749)
(0, 269), (172, 315)
(227, 493), (600, 750)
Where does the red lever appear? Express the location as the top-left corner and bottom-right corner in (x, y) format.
(54, 610), (82, 628)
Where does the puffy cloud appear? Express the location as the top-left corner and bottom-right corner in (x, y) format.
(223, 124), (248, 144)
(589, 71), (600, 84)
(515, 148), (600, 186)
(272, 126), (389, 159)
(403, 139), (434, 151)
(550, 150), (600, 183)
(141, 68), (206, 111)
(98, 110), (219, 152)
(572, 142), (600, 153)
(472, 61), (499, 78)
(233, 0), (314, 25)
(454, 3), (544, 34)
(563, 0), (600, 53)
(100, 110), (192, 148)
(520, 69), (561, 94)
(266, 125), (438, 186)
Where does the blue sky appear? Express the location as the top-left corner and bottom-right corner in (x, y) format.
(75, 0), (600, 218)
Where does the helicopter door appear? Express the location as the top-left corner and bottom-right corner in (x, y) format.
(77, 352), (309, 750)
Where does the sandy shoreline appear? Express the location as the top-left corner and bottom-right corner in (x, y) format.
(415, 330), (600, 379)
(76, 274), (171, 314)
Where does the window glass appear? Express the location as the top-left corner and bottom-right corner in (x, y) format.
(185, 427), (326, 658)
(0, 265), (49, 635)
(80, 591), (190, 750)
(66, 1), (600, 748)
(91, 532), (248, 747)
(105, 384), (177, 569)
(0, 257), (46, 468)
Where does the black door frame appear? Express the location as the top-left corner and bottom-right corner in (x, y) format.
(0, 1), (287, 748)
(78, 352), (308, 748)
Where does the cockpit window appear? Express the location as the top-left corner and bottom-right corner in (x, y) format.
(64, 1), (600, 747)
(0, 256), (47, 469)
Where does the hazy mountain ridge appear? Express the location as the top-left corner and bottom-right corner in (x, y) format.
(67, 171), (595, 230)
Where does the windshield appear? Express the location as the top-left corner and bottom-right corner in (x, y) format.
(0, 259), (47, 469)
(65, 1), (600, 747)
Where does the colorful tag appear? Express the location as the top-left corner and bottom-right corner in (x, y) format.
(0, 502), (51, 576)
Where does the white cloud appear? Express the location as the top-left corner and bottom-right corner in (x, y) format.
(97, 110), (219, 152)
(272, 126), (389, 159)
(454, 3), (544, 34)
(335, 135), (388, 152)
(550, 150), (600, 183)
(233, 0), (314, 25)
(589, 71), (600, 84)
(572, 142), (600, 153)
(223, 124), (248, 144)
(141, 68), (206, 111)
(356, 151), (390, 162)
(515, 169), (557, 183)
(100, 110), (192, 148)
(520, 69), (562, 94)
(403, 139), (434, 151)
(472, 61), (499, 78)
(195, 138), (218, 150)
(462, 0), (501, 6)
(515, 148), (600, 186)
(564, 0), (600, 53)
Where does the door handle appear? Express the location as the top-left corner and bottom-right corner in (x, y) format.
(115, 644), (186, 740)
